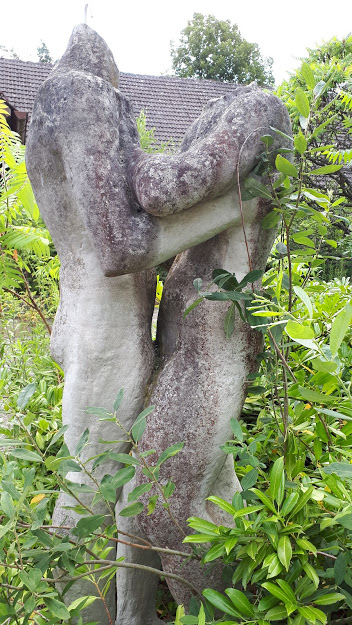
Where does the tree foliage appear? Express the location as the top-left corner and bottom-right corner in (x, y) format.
(276, 34), (352, 277)
(171, 13), (274, 86)
(37, 41), (53, 64)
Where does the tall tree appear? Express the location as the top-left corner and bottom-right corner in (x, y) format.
(0, 45), (20, 59)
(37, 41), (53, 64)
(171, 13), (274, 86)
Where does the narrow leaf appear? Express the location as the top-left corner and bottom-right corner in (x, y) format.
(330, 303), (352, 356)
(295, 87), (310, 118)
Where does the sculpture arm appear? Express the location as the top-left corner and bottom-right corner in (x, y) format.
(129, 90), (291, 217)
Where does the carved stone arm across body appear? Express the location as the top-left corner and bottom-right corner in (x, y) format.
(27, 25), (290, 278)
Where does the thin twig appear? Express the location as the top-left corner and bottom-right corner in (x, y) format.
(316, 550), (337, 560)
(107, 536), (194, 559)
(90, 577), (113, 625)
(45, 560), (201, 597)
(267, 327), (298, 382)
(20, 269), (52, 335)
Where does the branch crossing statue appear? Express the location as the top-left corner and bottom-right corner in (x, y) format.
(26, 24), (291, 625)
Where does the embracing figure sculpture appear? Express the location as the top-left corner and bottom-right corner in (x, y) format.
(26, 24), (291, 625)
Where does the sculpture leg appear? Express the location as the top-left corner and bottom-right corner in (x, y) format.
(50, 271), (156, 624)
(116, 480), (163, 625)
(137, 219), (275, 607)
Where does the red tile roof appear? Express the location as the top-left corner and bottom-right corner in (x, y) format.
(0, 58), (238, 143)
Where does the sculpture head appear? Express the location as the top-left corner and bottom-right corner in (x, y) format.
(53, 23), (119, 88)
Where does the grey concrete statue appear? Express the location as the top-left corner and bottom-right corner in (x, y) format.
(26, 24), (291, 625)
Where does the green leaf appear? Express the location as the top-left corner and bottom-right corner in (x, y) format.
(119, 501), (144, 517)
(291, 234), (315, 248)
(156, 442), (184, 467)
(311, 358), (337, 373)
(183, 534), (220, 543)
(293, 285), (313, 318)
(44, 597), (71, 620)
(72, 514), (105, 538)
(303, 563), (319, 589)
(277, 536), (292, 571)
(314, 592), (344, 605)
(180, 617), (198, 625)
(298, 605), (326, 624)
(225, 588), (254, 617)
(206, 496), (236, 516)
(286, 321), (314, 340)
(275, 155), (298, 178)
(262, 581), (292, 604)
(244, 176), (272, 199)
(238, 269), (264, 288)
(323, 462), (352, 478)
(334, 552), (348, 584)
(197, 603), (205, 625)
(314, 80), (326, 98)
(19, 568), (42, 593)
(296, 538), (317, 555)
(202, 589), (241, 618)
(276, 579), (297, 604)
(270, 456), (284, 504)
(128, 482), (153, 502)
(298, 386), (335, 404)
(262, 211), (281, 230)
(281, 492), (299, 517)
(265, 605), (288, 621)
(1, 492), (15, 519)
(295, 87), (310, 118)
(294, 132), (307, 155)
(112, 466), (136, 489)
(47, 424), (70, 450)
(17, 382), (36, 409)
(100, 475), (117, 503)
(10, 448), (42, 462)
(289, 486), (314, 517)
(114, 388), (124, 412)
(330, 303), (352, 356)
(204, 542), (226, 562)
(337, 513), (352, 530)
(187, 517), (219, 534)
(230, 418), (243, 442)
(184, 297), (203, 318)
(234, 505), (264, 518)
(75, 428), (89, 456)
(108, 452), (141, 466)
(241, 469), (258, 491)
(250, 488), (277, 514)
(261, 134), (274, 147)
(132, 406), (154, 442)
(68, 595), (98, 612)
(301, 62), (315, 89)
(310, 164), (342, 175)
(147, 494), (158, 515)
(224, 303), (235, 339)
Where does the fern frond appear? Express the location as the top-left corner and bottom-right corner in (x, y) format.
(342, 116), (352, 133)
(0, 253), (23, 290)
(1, 226), (50, 257)
(339, 89), (352, 109)
(322, 148), (352, 165)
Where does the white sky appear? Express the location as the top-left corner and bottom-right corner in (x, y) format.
(1, 0), (351, 84)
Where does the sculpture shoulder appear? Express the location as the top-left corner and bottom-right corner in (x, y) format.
(29, 69), (119, 138)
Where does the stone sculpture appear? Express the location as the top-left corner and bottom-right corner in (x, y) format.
(26, 24), (291, 625)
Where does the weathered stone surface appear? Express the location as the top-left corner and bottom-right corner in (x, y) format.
(26, 23), (291, 625)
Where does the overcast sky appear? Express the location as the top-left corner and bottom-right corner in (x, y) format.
(1, 0), (351, 84)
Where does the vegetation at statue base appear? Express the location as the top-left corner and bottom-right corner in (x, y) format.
(0, 35), (352, 625)
(170, 13), (274, 86)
